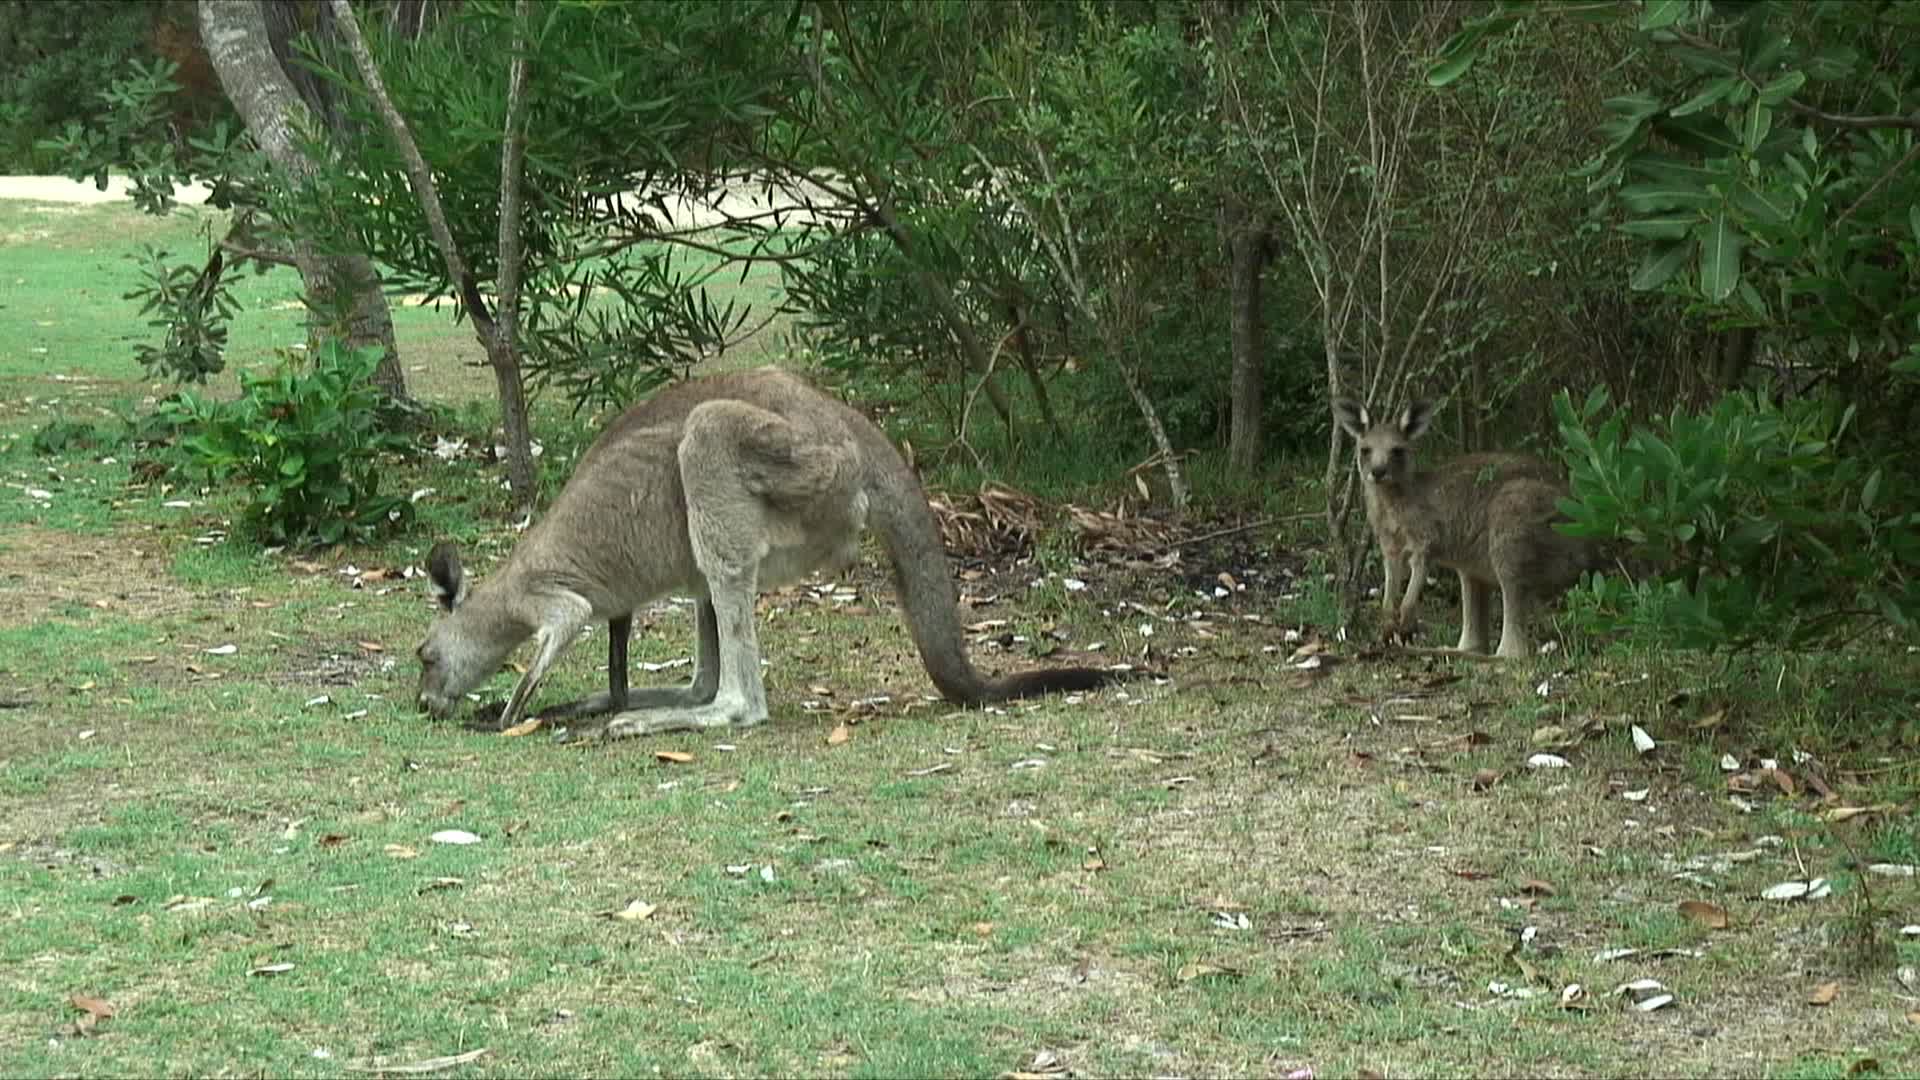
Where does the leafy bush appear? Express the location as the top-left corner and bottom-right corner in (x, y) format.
(124, 243), (239, 383)
(164, 342), (415, 547)
(1554, 388), (1920, 649)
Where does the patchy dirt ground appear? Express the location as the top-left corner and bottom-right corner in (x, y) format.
(0, 525), (196, 630)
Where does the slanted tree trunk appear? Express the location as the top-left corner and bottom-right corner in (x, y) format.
(330, 0), (539, 513)
(197, 0), (407, 398)
(1224, 197), (1275, 475)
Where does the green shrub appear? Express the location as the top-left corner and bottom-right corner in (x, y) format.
(1553, 388), (1920, 649)
(164, 342), (415, 547)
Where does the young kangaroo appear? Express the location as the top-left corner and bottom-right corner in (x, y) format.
(1331, 398), (1592, 660)
(415, 367), (1120, 738)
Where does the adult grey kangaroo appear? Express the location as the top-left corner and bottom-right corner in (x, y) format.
(1332, 398), (1593, 659)
(415, 367), (1118, 737)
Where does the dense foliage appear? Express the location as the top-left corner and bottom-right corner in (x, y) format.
(15, 0), (1919, 646)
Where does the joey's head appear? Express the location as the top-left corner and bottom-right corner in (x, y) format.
(415, 542), (522, 719)
(1332, 398), (1434, 491)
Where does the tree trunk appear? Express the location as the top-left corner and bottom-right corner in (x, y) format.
(1713, 326), (1756, 389)
(1225, 198), (1273, 475)
(197, 0), (407, 398)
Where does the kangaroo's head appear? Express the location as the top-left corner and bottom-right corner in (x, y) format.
(1332, 398), (1435, 491)
(415, 542), (522, 719)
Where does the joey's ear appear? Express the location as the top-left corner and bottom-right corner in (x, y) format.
(1399, 400), (1436, 442)
(426, 542), (468, 611)
(1331, 398), (1368, 439)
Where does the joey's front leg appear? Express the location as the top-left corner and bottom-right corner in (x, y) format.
(1388, 550), (1429, 644)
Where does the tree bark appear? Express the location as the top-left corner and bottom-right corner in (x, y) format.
(1713, 325), (1756, 389)
(1225, 198), (1273, 474)
(197, 0), (407, 398)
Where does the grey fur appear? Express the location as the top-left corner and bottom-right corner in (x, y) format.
(1331, 398), (1594, 660)
(415, 367), (1116, 736)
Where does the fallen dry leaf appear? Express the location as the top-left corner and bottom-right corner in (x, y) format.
(1808, 980), (1840, 1006)
(342, 1048), (490, 1074)
(384, 844), (420, 859)
(1763, 767), (1797, 796)
(70, 994), (115, 1020)
(247, 962), (296, 977)
(318, 833), (349, 848)
(1176, 961), (1243, 982)
(997, 1049), (1069, 1080)
(499, 716), (543, 737)
(1762, 878), (1831, 901)
(654, 750), (696, 764)
(1470, 768), (1502, 792)
(1678, 900), (1730, 930)
(597, 898), (657, 922)
(827, 723), (851, 746)
(1630, 724), (1656, 754)
(1520, 879), (1557, 898)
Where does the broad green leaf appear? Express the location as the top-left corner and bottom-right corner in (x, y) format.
(1743, 26), (1791, 71)
(1697, 213), (1745, 301)
(1909, 203), (1920, 245)
(1618, 215), (1697, 239)
(1655, 114), (1742, 157)
(1627, 152), (1728, 188)
(1630, 241), (1691, 291)
(1730, 182), (1789, 226)
(1862, 468), (1882, 512)
(1426, 53), (1477, 87)
(1665, 45), (1738, 76)
(1618, 182), (1717, 213)
(1670, 76), (1738, 117)
(1740, 103), (1772, 152)
(1639, 0), (1688, 30)
(1603, 92), (1665, 119)
(1804, 46), (1860, 81)
(1756, 70), (1806, 105)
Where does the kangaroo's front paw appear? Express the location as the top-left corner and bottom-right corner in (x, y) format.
(464, 699), (510, 732)
(551, 720), (610, 746)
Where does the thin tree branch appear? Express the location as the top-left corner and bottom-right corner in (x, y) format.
(328, 0), (492, 339)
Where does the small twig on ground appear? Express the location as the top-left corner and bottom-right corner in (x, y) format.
(342, 1047), (489, 1075)
(1168, 513), (1319, 549)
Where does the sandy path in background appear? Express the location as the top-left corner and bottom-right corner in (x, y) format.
(0, 175), (214, 204)
(0, 174), (844, 231)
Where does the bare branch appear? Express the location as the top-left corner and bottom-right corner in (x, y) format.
(328, 0), (491, 338)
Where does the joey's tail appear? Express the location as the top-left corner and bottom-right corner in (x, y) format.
(860, 431), (1118, 705)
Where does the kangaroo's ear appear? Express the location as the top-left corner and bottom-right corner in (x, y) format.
(426, 542), (468, 612)
(1331, 398), (1368, 439)
(1399, 400), (1436, 442)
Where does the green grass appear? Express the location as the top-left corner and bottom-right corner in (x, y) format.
(2, 194), (1919, 1078)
